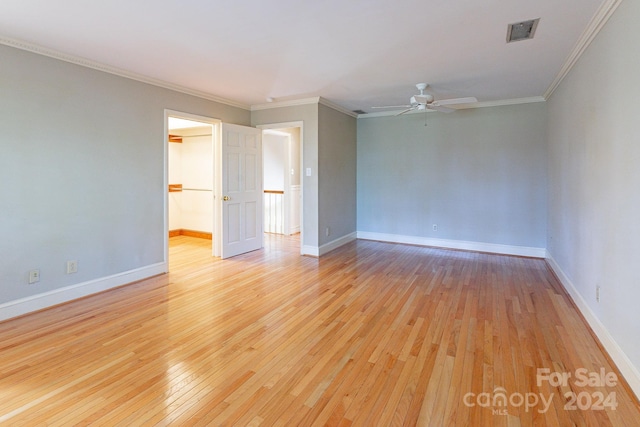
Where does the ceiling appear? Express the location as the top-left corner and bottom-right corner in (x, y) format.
(0, 0), (609, 114)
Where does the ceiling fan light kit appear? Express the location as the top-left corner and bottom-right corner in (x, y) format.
(371, 83), (477, 116)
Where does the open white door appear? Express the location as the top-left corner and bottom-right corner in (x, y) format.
(218, 123), (263, 259)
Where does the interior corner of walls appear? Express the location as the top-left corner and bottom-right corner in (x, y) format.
(543, 0), (623, 100)
(545, 255), (640, 400)
(0, 262), (167, 322)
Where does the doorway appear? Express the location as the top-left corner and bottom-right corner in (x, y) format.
(165, 112), (219, 263)
(259, 123), (303, 253)
(164, 113), (303, 263)
(165, 111), (267, 262)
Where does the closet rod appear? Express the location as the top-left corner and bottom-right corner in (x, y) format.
(182, 188), (212, 192)
(176, 133), (212, 138)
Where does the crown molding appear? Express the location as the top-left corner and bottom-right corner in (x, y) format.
(472, 96), (546, 108)
(544, 0), (622, 99)
(357, 96), (546, 118)
(0, 35), (250, 110)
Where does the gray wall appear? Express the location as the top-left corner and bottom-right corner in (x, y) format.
(0, 44), (249, 305)
(318, 103), (357, 245)
(252, 104), (319, 248)
(547, 0), (640, 378)
(357, 103), (547, 248)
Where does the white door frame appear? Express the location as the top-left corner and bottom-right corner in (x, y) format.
(257, 121), (304, 255)
(164, 109), (221, 264)
(283, 131), (292, 236)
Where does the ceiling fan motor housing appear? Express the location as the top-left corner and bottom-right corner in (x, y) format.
(411, 94), (434, 105)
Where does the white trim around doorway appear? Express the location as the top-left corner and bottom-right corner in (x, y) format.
(164, 109), (222, 263)
(256, 122), (305, 255)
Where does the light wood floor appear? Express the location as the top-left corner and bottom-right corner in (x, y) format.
(0, 235), (638, 426)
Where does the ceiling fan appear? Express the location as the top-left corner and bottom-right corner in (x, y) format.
(372, 83), (477, 115)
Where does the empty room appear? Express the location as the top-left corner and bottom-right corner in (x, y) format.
(1, 0), (639, 425)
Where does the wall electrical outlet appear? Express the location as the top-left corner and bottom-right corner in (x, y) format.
(67, 260), (78, 274)
(433, 224), (438, 231)
(28, 269), (40, 284)
(596, 285), (601, 303)
(325, 227), (330, 236)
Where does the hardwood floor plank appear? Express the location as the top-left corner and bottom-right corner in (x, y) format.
(0, 236), (638, 425)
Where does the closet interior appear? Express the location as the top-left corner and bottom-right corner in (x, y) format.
(168, 119), (214, 240)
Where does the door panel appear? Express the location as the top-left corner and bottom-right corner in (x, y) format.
(226, 152), (240, 193)
(221, 123), (263, 258)
(245, 153), (258, 191)
(227, 202), (241, 244)
(245, 201), (258, 239)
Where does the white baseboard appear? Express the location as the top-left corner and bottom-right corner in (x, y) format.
(289, 225), (301, 234)
(546, 255), (640, 400)
(301, 245), (319, 257)
(0, 262), (167, 322)
(357, 231), (546, 258)
(319, 232), (357, 256)
(301, 232), (358, 257)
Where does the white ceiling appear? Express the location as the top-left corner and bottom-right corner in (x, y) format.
(0, 0), (609, 114)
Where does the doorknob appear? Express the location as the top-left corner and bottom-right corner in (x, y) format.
(222, 195), (230, 201)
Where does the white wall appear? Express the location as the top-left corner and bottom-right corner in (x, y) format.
(181, 134), (213, 232)
(357, 103), (547, 254)
(169, 130), (214, 232)
(0, 44), (249, 319)
(547, 0), (640, 394)
(263, 133), (287, 191)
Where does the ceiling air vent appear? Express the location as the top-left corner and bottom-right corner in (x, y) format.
(507, 18), (540, 43)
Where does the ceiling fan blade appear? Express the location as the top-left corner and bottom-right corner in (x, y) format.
(371, 105), (411, 109)
(395, 107), (416, 116)
(433, 96), (478, 106)
(427, 104), (455, 113)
